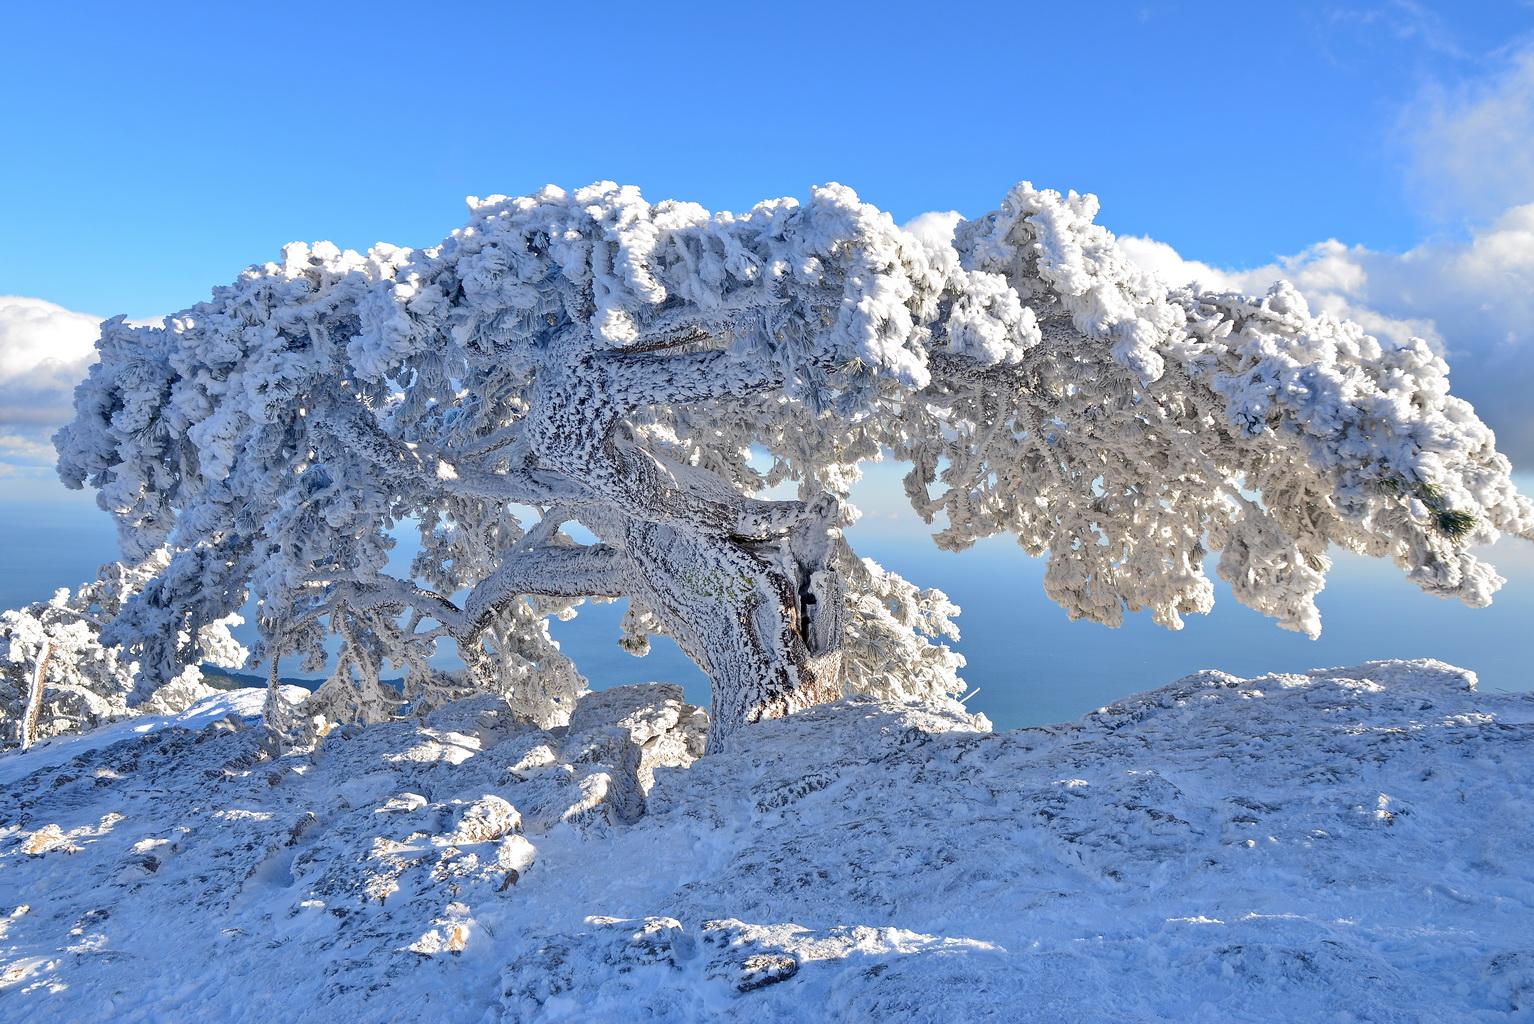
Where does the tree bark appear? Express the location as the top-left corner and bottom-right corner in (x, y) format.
(622, 520), (843, 752)
(520, 334), (846, 749)
(22, 638), (51, 751)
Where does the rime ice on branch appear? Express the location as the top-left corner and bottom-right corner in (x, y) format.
(53, 181), (1534, 749)
(0, 553), (245, 750)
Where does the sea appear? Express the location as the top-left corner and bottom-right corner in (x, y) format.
(3, 486), (1530, 730)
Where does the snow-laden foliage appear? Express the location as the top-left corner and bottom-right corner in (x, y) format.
(838, 556), (968, 707)
(907, 186), (1534, 635)
(0, 553), (245, 750)
(53, 180), (1533, 746)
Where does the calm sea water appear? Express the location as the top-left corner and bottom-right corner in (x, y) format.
(3, 494), (1529, 730)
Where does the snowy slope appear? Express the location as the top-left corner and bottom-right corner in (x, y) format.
(1, 661), (1531, 1023)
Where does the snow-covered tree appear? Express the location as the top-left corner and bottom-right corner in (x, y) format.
(53, 181), (1533, 751)
(0, 552), (245, 750)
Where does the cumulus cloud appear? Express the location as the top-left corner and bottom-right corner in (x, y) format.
(1121, 204), (1534, 469)
(902, 210), (963, 252)
(1401, 44), (1534, 222)
(0, 296), (104, 474)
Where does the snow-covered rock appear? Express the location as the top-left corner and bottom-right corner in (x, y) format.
(0, 662), (1531, 1023)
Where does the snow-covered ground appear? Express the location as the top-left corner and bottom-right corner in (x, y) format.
(1, 660), (1531, 1023)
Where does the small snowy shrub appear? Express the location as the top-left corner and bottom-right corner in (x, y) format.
(0, 552), (246, 749)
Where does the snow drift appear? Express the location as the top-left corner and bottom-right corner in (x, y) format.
(1, 662), (1531, 1023)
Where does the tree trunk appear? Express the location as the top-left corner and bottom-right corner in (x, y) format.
(22, 638), (51, 751)
(622, 520), (843, 752)
(525, 340), (845, 750)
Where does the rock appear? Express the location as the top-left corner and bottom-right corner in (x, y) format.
(409, 902), (475, 955)
(376, 792), (429, 815)
(702, 920), (800, 992)
(451, 795), (522, 844)
(566, 683), (708, 792)
(496, 834), (537, 883)
(140, 676), (221, 717)
(1, 664), (1531, 1024)
(21, 823), (79, 856)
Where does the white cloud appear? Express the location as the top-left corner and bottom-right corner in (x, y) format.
(0, 296), (104, 474)
(1122, 202), (1534, 468)
(1401, 44), (1534, 221)
(1115, 237), (1242, 293)
(0, 432), (59, 462)
(902, 211), (963, 252)
(1116, 38), (1534, 471)
(1324, 0), (1471, 63)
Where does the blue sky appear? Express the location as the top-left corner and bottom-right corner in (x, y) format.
(2, 1), (1533, 722)
(3, 0), (1532, 318)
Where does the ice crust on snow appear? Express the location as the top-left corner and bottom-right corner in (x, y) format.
(0, 663), (1531, 1022)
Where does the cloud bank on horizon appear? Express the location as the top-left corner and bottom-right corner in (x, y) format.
(1117, 41), (1534, 471)
(0, 297), (103, 478)
(1117, 206), (1534, 469)
(911, 41), (1534, 475)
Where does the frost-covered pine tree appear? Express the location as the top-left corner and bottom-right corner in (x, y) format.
(0, 553), (245, 750)
(53, 181), (1533, 751)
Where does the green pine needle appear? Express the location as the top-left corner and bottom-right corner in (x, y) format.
(1435, 508), (1476, 541)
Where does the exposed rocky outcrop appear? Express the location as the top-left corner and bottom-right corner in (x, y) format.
(1, 663), (1531, 1024)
